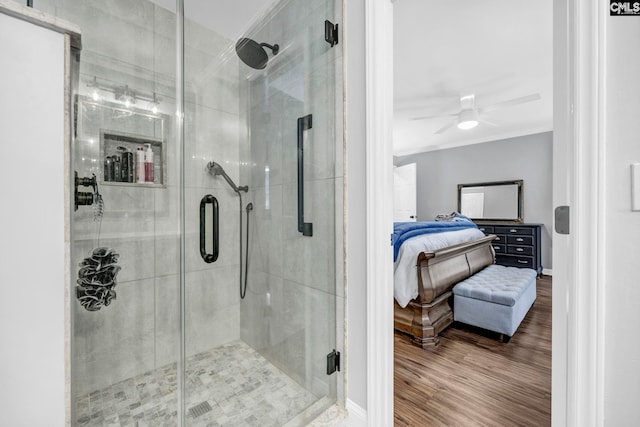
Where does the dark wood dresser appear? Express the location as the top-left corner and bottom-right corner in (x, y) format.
(476, 223), (543, 275)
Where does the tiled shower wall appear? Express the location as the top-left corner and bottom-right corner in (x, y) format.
(238, 0), (344, 400)
(182, 14), (245, 361)
(37, 0), (244, 395)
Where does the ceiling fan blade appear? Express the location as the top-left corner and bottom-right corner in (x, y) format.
(434, 120), (457, 134)
(409, 113), (457, 121)
(479, 93), (541, 114)
(479, 118), (498, 127)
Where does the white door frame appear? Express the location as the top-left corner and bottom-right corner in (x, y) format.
(553, 0), (606, 425)
(364, 0), (605, 425)
(364, 0), (394, 425)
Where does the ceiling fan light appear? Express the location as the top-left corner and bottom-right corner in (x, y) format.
(457, 119), (478, 130)
(457, 109), (479, 130)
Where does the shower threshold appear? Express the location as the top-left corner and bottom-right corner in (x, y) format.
(75, 341), (318, 426)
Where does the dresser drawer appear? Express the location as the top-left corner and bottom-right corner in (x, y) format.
(507, 235), (534, 245)
(477, 225), (494, 234)
(494, 226), (534, 235)
(507, 245), (534, 256)
(496, 254), (534, 269)
(492, 244), (506, 254)
(492, 235), (505, 243)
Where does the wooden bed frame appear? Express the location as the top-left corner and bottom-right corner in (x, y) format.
(394, 235), (496, 348)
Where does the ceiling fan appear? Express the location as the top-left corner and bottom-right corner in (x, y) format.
(410, 93), (541, 134)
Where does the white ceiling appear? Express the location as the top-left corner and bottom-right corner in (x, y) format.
(149, 0), (552, 156)
(393, 0), (553, 156)
(151, 0), (277, 41)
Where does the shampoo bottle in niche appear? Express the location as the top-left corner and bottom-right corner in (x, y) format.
(123, 151), (134, 182)
(119, 146), (134, 183)
(113, 156), (121, 183)
(104, 156), (112, 181)
(136, 146), (145, 183)
(144, 143), (154, 184)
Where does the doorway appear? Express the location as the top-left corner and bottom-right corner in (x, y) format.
(392, 1), (553, 423)
(364, 0), (600, 424)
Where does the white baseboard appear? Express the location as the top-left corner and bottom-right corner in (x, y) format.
(346, 399), (367, 427)
(543, 268), (553, 276)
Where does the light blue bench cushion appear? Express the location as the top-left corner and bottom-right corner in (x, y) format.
(452, 264), (537, 306)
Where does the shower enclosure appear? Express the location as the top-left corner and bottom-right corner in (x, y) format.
(36, 0), (344, 424)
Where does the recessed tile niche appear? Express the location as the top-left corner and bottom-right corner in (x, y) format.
(101, 130), (165, 187)
(76, 96), (168, 187)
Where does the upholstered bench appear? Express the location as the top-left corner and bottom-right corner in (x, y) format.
(452, 264), (537, 341)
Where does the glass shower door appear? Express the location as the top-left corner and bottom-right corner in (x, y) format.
(181, 0), (342, 425)
(41, 0), (183, 425)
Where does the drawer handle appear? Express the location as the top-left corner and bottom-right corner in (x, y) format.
(495, 237), (501, 241)
(517, 260), (528, 264)
(516, 238), (524, 242)
(493, 246), (500, 250)
(516, 248), (524, 252)
(510, 229), (517, 233)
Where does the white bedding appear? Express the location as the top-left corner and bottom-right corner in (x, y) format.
(394, 228), (486, 308)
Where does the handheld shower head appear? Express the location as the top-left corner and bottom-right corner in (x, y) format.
(207, 161), (248, 193)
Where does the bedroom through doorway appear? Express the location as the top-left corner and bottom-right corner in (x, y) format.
(390, 1), (554, 424)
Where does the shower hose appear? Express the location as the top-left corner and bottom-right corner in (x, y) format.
(238, 193), (251, 299)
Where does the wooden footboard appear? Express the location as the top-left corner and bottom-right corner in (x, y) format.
(394, 235), (496, 348)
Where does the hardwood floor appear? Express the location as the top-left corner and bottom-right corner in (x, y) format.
(394, 275), (552, 427)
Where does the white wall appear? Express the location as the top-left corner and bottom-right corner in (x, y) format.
(602, 12), (640, 424)
(0, 11), (66, 426)
(396, 132), (554, 269)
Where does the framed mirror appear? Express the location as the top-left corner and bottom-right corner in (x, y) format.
(457, 180), (523, 223)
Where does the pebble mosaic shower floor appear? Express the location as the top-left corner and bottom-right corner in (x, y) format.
(75, 341), (318, 426)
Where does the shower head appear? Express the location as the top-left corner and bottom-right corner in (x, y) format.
(235, 38), (279, 70)
(207, 161), (248, 193)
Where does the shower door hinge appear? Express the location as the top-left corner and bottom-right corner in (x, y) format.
(325, 20), (339, 47)
(326, 349), (340, 375)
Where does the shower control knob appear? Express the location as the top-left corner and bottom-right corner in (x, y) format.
(76, 191), (94, 207)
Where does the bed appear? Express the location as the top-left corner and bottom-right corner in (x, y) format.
(393, 219), (496, 348)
